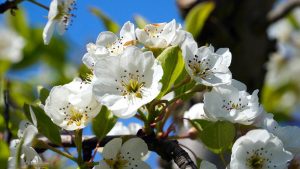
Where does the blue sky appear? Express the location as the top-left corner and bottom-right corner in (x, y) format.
(2, 0), (182, 168)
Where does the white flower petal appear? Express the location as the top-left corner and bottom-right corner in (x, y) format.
(102, 138), (122, 160)
(43, 20), (57, 45)
(123, 160), (151, 169)
(121, 138), (148, 160)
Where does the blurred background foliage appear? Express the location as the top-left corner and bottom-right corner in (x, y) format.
(1, 0), (300, 168)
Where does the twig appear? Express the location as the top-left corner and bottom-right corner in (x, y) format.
(27, 0), (49, 10)
(35, 131), (198, 169)
(4, 89), (12, 144)
(267, 0), (300, 25)
(0, 0), (23, 14)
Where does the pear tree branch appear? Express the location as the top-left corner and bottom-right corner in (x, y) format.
(35, 130), (198, 169)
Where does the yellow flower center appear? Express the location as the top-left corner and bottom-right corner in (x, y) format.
(123, 79), (145, 98)
(247, 154), (265, 169)
(66, 107), (87, 126)
(105, 153), (128, 169)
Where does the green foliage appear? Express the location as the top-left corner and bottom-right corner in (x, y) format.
(192, 120), (235, 154)
(261, 84), (297, 120)
(7, 9), (30, 38)
(90, 7), (120, 33)
(134, 15), (148, 28)
(30, 105), (61, 145)
(174, 69), (196, 100)
(92, 106), (117, 140)
(185, 1), (215, 38)
(0, 140), (9, 169)
(157, 46), (185, 98)
(37, 86), (50, 105)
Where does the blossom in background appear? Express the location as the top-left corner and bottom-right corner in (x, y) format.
(0, 27), (25, 63)
(230, 129), (293, 169)
(43, 0), (76, 45)
(8, 120), (42, 169)
(253, 111), (279, 133)
(203, 80), (262, 125)
(136, 19), (185, 48)
(273, 126), (300, 156)
(108, 122), (142, 135)
(93, 46), (163, 118)
(82, 21), (136, 68)
(44, 78), (101, 130)
(182, 41), (232, 86)
(93, 138), (150, 169)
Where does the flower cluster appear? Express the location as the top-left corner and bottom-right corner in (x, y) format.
(34, 18), (300, 169)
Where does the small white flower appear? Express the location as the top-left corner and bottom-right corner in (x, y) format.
(108, 122), (142, 135)
(273, 125), (300, 155)
(136, 19), (185, 48)
(199, 160), (217, 169)
(203, 80), (262, 125)
(183, 103), (214, 128)
(253, 111), (279, 133)
(182, 41), (232, 86)
(93, 138), (150, 169)
(82, 22), (136, 68)
(92, 46), (163, 118)
(0, 27), (25, 63)
(8, 120), (42, 169)
(44, 78), (101, 130)
(230, 129), (293, 169)
(43, 0), (76, 45)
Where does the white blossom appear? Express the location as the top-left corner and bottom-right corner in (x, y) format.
(253, 111), (279, 133)
(8, 120), (42, 169)
(203, 80), (262, 125)
(136, 19), (185, 48)
(108, 122), (142, 135)
(82, 22), (136, 68)
(93, 138), (150, 169)
(182, 41), (232, 86)
(92, 46), (163, 118)
(0, 27), (25, 63)
(43, 0), (76, 45)
(183, 103), (213, 128)
(44, 78), (101, 130)
(230, 129), (293, 169)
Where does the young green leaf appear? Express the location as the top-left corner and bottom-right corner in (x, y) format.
(134, 15), (148, 28)
(30, 105), (61, 145)
(0, 140), (9, 169)
(194, 120), (235, 154)
(6, 9), (30, 38)
(37, 86), (50, 105)
(157, 46), (185, 98)
(92, 106), (117, 140)
(89, 7), (120, 33)
(185, 1), (215, 38)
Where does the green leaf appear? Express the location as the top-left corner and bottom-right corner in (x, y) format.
(92, 106), (117, 140)
(0, 140), (9, 169)
(185, 1), (215, 38)
(30, 105), (61, 145)
(174, 69), (196, 100)
(157, 46), (185, 98)
(134, 15), (148, 28)
(89, 7), (120, 33)
(6, 9), (30, 38)
(37, 86), (50, 105)
(194, 120), (235, 154)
